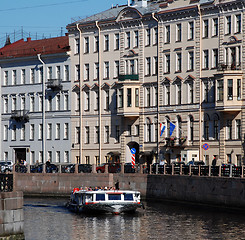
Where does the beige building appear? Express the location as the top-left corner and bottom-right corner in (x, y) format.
(66, 0), (245, 166)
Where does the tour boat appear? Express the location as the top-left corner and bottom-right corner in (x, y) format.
(66, 189), (143, 214)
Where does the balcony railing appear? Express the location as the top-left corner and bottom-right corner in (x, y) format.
(218, 62), (241, 71)
(47, 79), (63, 91)
(118, 74), (139, 81)
(11, 110), (29, 122)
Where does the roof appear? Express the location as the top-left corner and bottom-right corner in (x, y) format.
(0, 36), (70, 59)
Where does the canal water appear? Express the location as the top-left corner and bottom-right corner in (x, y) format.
(24, 198), (245, 240)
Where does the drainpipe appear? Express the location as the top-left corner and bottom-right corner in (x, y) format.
(152, 12), (159, 163)
(37, 54), (46, 164)
(76, 24), (83, 164)
(197, 5), (203, 162)
(95, 21), (102, 164)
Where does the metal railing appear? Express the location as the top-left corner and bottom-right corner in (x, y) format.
(0, 174), (13, 192)
(13, 163), (245, 178)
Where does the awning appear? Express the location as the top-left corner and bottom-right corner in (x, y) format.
(107, 151), (121, 156)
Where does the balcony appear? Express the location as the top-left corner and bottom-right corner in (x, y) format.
(217, 62), (241, 71)
(118, 74), (139, 81)
(11, 110), (29, 123)
(47, 79), (63, 91)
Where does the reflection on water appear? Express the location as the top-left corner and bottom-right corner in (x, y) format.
(24, 198), (245, 240)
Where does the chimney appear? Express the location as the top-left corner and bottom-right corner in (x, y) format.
(4, 35), (11, 46)
(27, 37), (31, 42)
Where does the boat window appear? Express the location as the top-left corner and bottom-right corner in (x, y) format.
(124, 193), (133, 201)
(96, 194), (105, 201)
(108, 194), (121, 201)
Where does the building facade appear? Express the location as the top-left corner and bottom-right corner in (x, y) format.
(66, 0), (245, 166)
(0, 36), (72, 164)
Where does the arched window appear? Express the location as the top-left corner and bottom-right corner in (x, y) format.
(204, 114), (210, 140)
(189, 115), (194, 141)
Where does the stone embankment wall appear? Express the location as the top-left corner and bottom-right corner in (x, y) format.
(14, 173), (245, 208)
(0, 191), (24, 238)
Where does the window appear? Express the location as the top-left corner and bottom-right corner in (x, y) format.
(56, 95), (60, 111)
(105, 126), (109, 143)
(75, 65), (80, 81)
(104, 34), (109, 51)
(48, 96), (52, 111)
(134, 30), (139, 48)
(127, 125), (132, 136)
(38, 95), (43, 112)
(227, 120), (232, 140)
(4, 71), (8, 86)
(76, 92), (80, 111)
(176, 52), (182, 72)
(118, 89), (123, 108)
(39, 67), (43, 83)
(20, 125), (25, 140)
(84, 37), (89, 53)
(64, 151), (69, 163)
(12, 70), (17, 85)
(84, 64), (89, 81)
(30, 151), (35, 165)
(135, 88), (139, 107)
(204, 81), (209, 102)
(226, 16), (231, 35)
(76, 127), (80, 144)
(135, 125), (139, 136)
(189, 82), (194, 104)
(3, 125), (8, 141)
(166, 84), (170, 105)
(47, 123), (52, 140)
(146, 87), (150, 107)
(115, 33), (119, 50)
(104, 62), (109, 79)
(12, 125), (16, 141)
(56, 66), (61, 79)
(177, 83), (181, 105)
(30, 68), (35, 84)
(227, 79), (233, 100)
(188, 21), (194, 40)
(48, 67), (52, 79)
(94, 62), (99, 80)
(235, 14), (241, 33)
(146, 118), (152, 142)
(3, 98), (8, 113)
(212, 49), (218, 68)
(94, 90), (99, 110)
(56, 151), (60, 163)
(130, 60), (135, 74)
(95, 126), (99, 143)
(237, 79), (241, 100)
(236, 119), (241, 140)
(115, 125), (120, 143)
(212, 18), (218, 36)
(64, 94), (69, 110)
(203, 19), (209, 38)
(64, 123), (69, 140)
(20, 96), (25, 110)
(217, 80), (223, 101)
(176, 24), (181, 42)
(12, 96), (16, 111)
(146, 29), (151, 46)
(127, 88), (132, 107)
(56, 123), (60, 139)
(165, 54), (170, 73)
(165, 25), (170, 43)
(64, 65), (69, 81)
(85, 126), (89, 144)
(85, 156), (90, 164)
(188, 51), (194, 71)
(30, 124), (34, 140)
(21, 69), (26, 84)
(153, 27), (158, 45)
(94, 36), (99, 52)
(39, 124), (43, 140)
(214, 117), (219, 140)
(153, 56), (158, 75)
(146, 57), (151, 76)
(105, 90), (109, 110)
(203, 50), (209, 69)
(84, 91), (90, 111)
(126, 32), (130, 48)
(204, 115), (209, 140)
(189, 116), (194, 141)
(75, 38), (80, 54)
(114, 61), (119, 78)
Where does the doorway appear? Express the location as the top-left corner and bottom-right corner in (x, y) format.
(15, 148), (26, 164)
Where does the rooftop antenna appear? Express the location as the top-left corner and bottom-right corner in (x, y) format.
(61, 27), (63, 36)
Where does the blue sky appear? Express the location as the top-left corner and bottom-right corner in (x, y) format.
(0, 0), (127, 46)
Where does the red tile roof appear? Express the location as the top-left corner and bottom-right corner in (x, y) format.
(0, 36), (70, 59)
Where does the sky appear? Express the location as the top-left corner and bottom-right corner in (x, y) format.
(0, 0), (127, 46)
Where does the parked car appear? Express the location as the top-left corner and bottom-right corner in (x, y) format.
(30, 164), (43, 173)
(78, 164), (92, 173)
(187, 161), (205, 166)
(63, 164), (75, 173)
(0, 161), (13, 173)
(46, 163), (58, 173)
(96, 163), (121, 173)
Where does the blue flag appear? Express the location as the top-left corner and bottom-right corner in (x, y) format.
(169, 122), (175, 136)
